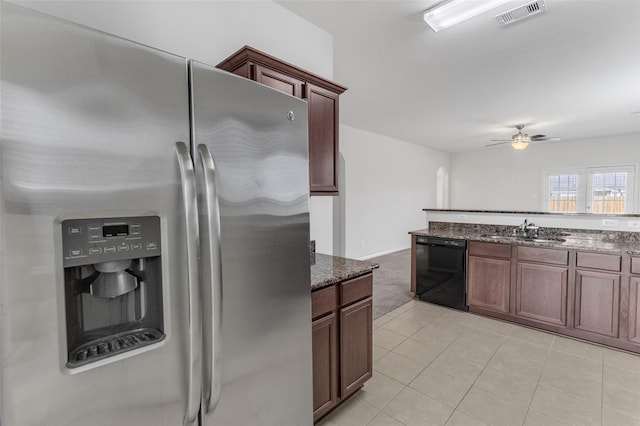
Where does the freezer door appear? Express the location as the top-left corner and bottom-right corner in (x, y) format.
(1, 5), (194, 425)
(190, 61), (313, 426)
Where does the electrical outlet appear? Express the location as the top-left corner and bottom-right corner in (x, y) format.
(602, 219), (619, 227)
(628, 220), (640, 229)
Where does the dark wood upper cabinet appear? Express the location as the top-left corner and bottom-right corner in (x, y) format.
(254, 64), (304, 98)
(217, 46), (347, 195)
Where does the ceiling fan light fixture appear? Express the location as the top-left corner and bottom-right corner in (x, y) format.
(423, 0), (513, 32)
(511, 140), (529, 150)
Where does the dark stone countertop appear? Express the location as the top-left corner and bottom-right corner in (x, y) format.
(311, 253), (379, 291)
(409, 227), (640, 255)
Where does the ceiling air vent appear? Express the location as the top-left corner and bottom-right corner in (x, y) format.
(495, 0), (548, 26)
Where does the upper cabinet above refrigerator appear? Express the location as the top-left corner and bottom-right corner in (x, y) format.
(217, 46), (347, 196)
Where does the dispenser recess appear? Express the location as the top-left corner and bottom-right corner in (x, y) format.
(61, 216), (164, 369)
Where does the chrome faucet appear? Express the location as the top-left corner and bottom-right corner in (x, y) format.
(518, 219), (540, 238)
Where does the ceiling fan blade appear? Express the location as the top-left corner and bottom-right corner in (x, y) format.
(531, 136), (561, 142)
(486, 141), (511, 147)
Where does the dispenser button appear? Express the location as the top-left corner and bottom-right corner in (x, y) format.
(69, 248), (83, 257)
(89, 247), (102, 255)
(89, 232), (101, 240)
(117, 244), (130, 252)
(104, 246), (116, 254)
(131, 242), (142, 250)
(68, 226), (82, 235)
(130, 224), (142, 237)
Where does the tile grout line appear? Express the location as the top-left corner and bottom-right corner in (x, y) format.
(601, 351), (605, 426)
(377, 308), (466, 426)
(408, 320), (494, 426)
(446, 331), (518, 426)
(520, 335), (555, 426)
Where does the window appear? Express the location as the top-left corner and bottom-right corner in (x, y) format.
(543, 165), (635, 213)
(586, 166), (635, 214)
(548, 174), (579, 213)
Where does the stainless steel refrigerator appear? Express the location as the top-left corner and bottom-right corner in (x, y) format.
(0, 3), (313, 425)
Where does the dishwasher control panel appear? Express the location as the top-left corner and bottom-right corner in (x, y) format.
(416, 236), (467, 248)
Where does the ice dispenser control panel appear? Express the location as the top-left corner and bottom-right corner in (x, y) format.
(62, 216), (161, 268)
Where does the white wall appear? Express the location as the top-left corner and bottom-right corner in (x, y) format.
(310, 197), (333, 254)
(339, 125), (450, 259)
(10, 1), (453, 258)
(15, 0), (337, 249)
(450, 133), (640, 213)
(14, 1), (333, 79)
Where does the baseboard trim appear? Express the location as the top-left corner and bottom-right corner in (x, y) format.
(358, 247), (409, 261)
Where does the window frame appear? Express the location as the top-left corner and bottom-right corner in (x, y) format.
(542, 168), (585, 213)
(586, 165), (635, 214)
(542, 164), (636, 214)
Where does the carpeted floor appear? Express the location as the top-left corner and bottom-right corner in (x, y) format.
(368, 249), (414, 319)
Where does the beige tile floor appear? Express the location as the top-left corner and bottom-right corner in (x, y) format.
(317, 300), (640, 426)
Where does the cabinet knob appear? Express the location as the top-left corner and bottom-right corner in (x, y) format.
(287, 111), (295, 121)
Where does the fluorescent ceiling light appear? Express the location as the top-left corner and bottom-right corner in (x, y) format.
(423, 0), (514, 32)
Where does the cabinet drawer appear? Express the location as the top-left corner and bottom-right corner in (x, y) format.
(340, 274), (373, 306)
(632, 257), (640, 275)
(517, 246), (568, 266)
(469, 241), (511, 259)
(312, 286), (337, 320)
(576, 252), (622, 272)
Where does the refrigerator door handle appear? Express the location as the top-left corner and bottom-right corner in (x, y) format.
(196, 144), (223, 414)
(175, 141), (203, 426)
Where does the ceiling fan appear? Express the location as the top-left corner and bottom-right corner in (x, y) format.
(486, 124), (561, 150)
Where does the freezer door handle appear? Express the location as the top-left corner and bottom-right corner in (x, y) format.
(196, 144), (223, 414)
(175, 142), (203, 426)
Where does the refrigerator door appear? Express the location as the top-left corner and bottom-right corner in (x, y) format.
(190, 61), (313, 426)
(1, 5), (196, 425)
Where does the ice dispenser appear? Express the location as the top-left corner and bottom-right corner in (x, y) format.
(61, 216), (164, 369)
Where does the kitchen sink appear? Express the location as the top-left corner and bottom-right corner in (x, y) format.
(530, 238), (566, 243)
(481, 234), (565, 244)
(482, 235), (515, 240)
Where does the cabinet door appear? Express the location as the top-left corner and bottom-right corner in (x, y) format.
(516, 263), (568, 326)
(312, 313), (338, 421)
(574, 270), (620, 337)
(254, 64), (303, 98)
(340, 297), (372, 399)
(307, 83), (339, 194)
(467, 256), (511, 313)
(627, 277), (640, 344)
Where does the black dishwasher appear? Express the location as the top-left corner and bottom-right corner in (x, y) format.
(415, 236), (468, 311)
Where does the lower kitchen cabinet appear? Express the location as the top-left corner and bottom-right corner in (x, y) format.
(467, 242), (511, 314)
(311, 273), (373, 423)
(312, 312), (337, 419)
(573, 252), (622, 339)
(574, 269), (620, 337)
(514, 247), (569, 327)
(340, 297), (372, 399)
(465, 241), (640, 353)
(628, 276), (640, 344)
(515, 261), (568, 327)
